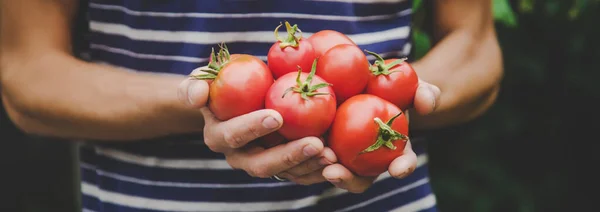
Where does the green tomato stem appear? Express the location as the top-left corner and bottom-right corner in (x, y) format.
(364, 49), (407, 76)
(281, 58), (332, 100)
(274, 21), (303, 48)
(189, 44), (232, 80)
(361, 112), (409, 153)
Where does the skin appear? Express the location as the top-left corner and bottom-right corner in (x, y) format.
(1, 0), (503, 192)
(1, 0), (332, 185)
(320, 0), (503, 193)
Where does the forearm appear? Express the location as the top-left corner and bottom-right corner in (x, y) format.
(1, 51), (206, 141)
(409, 26), (503, 129)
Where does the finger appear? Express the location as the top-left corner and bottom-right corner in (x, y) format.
(413, 79), (441, 115)
(178, 77), (210, 108)
(285, 168), (328, 185)
(190, 66), (210, 75)
(228, 137), (323, 178)
(204, 108), (283, 151)
(283, 147), (337, 177)
(322, 164), (376, 193)
(388, 140), (418, 179)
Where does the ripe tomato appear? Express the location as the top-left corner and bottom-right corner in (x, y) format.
(364, 50), (419, 110)
(196, 45), (273, 121)
(265, 59), (337, 141)
(307, 30), (356, 58)
(267, 21), (316, 79)
(327, 94), (410, 177)
(316, 44), (371, 104)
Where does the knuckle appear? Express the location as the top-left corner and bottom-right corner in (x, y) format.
(204, 138), (223, 153)
(223, 131), (245, 148)
(282, 152), (300, 167)
(247, 125), (263, 138)
(248, 165), (270, 178)
(225, 156), (240, 170)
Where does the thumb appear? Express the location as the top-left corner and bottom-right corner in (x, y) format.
(178, 68), (210, 108)
(413, 79), (441, 115)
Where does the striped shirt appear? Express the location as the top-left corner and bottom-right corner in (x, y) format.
(78, 0), (438, 211)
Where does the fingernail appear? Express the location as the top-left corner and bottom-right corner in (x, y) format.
(187, 82), (204, 105)
(428, 85), (441, 111)
(318, 157), (331, 165)
(418, 86), (435, 114)
(303, 145), (319, 157)
(262, 116), (280, 129)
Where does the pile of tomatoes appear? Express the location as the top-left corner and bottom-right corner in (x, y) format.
(192, 21), (419, 177)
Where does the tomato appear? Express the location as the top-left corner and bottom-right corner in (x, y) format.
(193, 45), (273, 121)
(267, 21), (316, 79)
(265, 59), (337, 141)
(327, 94), (410, 177)
(316, 44), (371, 104)
(364, 50), (419, 110)
(307, 30), (356, 58)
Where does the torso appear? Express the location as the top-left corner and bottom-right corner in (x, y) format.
(78, 0), (437, 211)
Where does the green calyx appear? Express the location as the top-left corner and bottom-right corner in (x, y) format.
(361, 112), (409, 153)
(282, 58), (332, 101)
(190, 43), (232, 80)
(364, 49), (407, 76)
(274, 21), (303, 48)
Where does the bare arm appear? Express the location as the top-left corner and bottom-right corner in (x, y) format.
(1, 0), (208, 141)
(409, 0), (504, 129)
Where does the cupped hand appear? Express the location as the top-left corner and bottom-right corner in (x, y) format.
(322, 79), (440, 193)
(200, 107), (337, 185)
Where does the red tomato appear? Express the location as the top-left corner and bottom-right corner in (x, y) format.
(265, 59), (337, 141)
(316, 44), (371, 104)
(364, 50), (419, 110)
(207, 53), (274, 121)
(267, 21), (316, 79)
(327, 94), (410, 177)
(307, 30), (356, 58)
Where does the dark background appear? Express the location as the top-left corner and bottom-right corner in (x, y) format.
(2, 0), (598, 211)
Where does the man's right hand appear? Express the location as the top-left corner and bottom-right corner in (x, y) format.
(200, 107), (337, 185)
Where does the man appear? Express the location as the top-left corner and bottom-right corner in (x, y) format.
(1, 0), (502, 211)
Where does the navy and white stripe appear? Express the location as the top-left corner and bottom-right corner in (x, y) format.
(80, 0), (437, 211)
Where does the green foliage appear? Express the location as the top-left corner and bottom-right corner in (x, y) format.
(494, 0), (518, 27)
(412, 0), (600, 211)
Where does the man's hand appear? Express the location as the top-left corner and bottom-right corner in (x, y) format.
(200, 107), (338, 185)
(322, 79), (440, 193)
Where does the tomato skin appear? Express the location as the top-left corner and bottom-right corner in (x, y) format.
(327, 94), (409, 177)
(307, 30), (356, 58)
(316, 44), (371, 104)
(208, 54), (274, 121)
(265, 71), (337, 141)
(366, 59), (419, 110)
(267, 40), (316, 79)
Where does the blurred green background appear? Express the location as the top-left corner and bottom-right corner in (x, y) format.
(3, 0), (598, 211)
